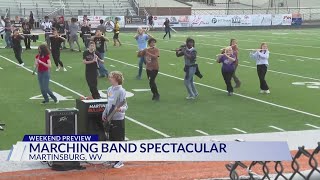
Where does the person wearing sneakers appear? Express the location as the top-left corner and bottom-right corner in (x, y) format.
(102, 71), (128, 169)
(35, 44), (59, 104)
(50, 28), (67, 72)
(176, 38), (198, 100)
(138, 38), (160, 101)
(249, 42), (270, 94)
(217, 46), (236, 96)
(135, 27), (153, 80)
(83, 41), (103, 99)
(11, 29), (25, 66)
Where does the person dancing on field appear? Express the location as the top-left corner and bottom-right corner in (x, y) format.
(249, 42), (270, 94)
(11, 29), (25, 66)
(217, 46), (236, 96)
(50, 28), (67, 72)
(135, 27), (153, 79)
(230, 39), (241, 88)
(176, 38), (199, 100)
(138, 38), (160, 101)
(35, 44), (59, 104)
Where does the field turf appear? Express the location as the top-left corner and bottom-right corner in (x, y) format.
(0, 28), (320, 150)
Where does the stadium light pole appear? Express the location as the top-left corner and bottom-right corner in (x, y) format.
(252, 0), (254, 14)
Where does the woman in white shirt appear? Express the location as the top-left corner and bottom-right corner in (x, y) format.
(250, 42), (270, 94)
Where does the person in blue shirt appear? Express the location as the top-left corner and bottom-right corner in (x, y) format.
(134, 27), (153, 80)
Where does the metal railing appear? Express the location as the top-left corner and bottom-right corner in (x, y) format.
(226, 142), (320, 180)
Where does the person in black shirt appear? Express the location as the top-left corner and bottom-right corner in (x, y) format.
(163, 18), (171, 39)
(148, 15), (154, 29)
(83, 41), (104, 99)
(80, 21), (91, 50)
(50, 28), (67, 72)
(22, 19), (31, 50)
(57, 16), (67, 49)
(91, 30), (109, 77)
(29, 11), (34, 29)
(11, 29), (25, 65)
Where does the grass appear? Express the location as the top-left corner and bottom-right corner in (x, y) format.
(0, 28), (320, 150)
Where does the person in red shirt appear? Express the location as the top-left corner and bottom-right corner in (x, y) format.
(230, 39), (241, 88)
(34, 44), (59, 104)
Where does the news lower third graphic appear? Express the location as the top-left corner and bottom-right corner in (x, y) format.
(7, 135), (292, 162)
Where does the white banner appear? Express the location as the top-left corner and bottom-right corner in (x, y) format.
(77, 16), (125, 28)
(230, 15), (252, 27)
(272, 14), (292, 26)
(153, 16), (190, 28)
(251, 14), (272, 26)
(189, 15), (231, 27)
(90, 14), (293, 28)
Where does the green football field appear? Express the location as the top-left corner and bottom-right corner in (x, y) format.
(0, 28), (320, 150)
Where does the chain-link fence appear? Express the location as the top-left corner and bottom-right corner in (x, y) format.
(225, 142), (320, 180)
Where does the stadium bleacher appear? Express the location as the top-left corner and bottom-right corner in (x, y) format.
(136, 0), (190, 7)
(0, 0), (136, 19)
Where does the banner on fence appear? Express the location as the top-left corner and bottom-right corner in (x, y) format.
(153, 16), (190, 28)
(271, 14), (292, 26)
(124, 16), (147, 27)
(230, 15), (252, 26)
(190, 15), (231, 27)
(77, 16), (125, 29)
(91, 14), (296, 28)
(251, 14), (272, 26)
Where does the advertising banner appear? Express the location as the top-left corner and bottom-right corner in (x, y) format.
(77, 16), (125, 29)
(251, 14), (272, 26)
(189, 15), (231, 27)
(230, 15), (252, 26)
(153, 16), (190, 28)
(271, 14), (292, 26)
(124, 16), (147, 27)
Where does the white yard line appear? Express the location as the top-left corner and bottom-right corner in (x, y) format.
(197, 33), (320, 49)
(239, 64), (320, 81)
(232, 128), (247, 134)
(105, 56), (320, 119)
(110, 65), (115, 67)
(123, 42), (320, 82)
(242, 61), (250, 63)
(0, 55), (170, 138)
(206, 62), (213, 64)
(125, 116), (170, 138)
(169, 64), (175, 66)
(67, 66), (72, 68)
(123, 33), (320, 60)
(154, 37), (320, 61)
(269, 125), (286, 132)
(279, 60), (286, 62)
(195, 130), (209, 136)
(305, 123), (320, 129)
(0, 66), (3, 70)
(296, 59), (305, 62)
